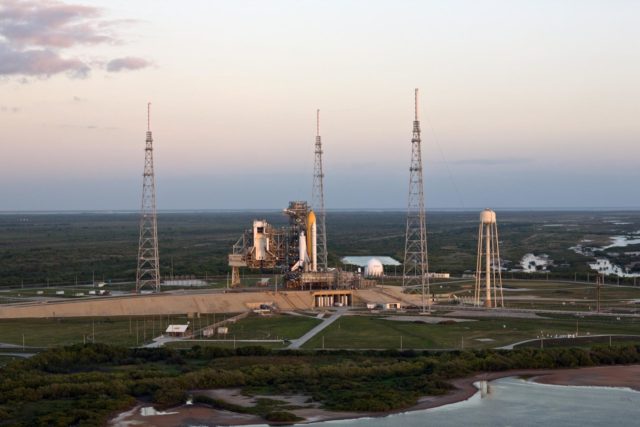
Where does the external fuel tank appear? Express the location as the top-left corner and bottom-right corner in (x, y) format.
(306, 210), (317, 272)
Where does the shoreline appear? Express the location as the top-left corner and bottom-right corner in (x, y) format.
(531, 364), (640, 392)
(110, 364), (640, 426)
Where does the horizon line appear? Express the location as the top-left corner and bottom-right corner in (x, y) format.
(2, 206), (640, 215)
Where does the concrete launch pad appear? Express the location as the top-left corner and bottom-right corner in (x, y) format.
(0, 286), (414, 319)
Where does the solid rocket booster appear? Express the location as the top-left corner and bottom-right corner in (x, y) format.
(299, 230), (307, 269)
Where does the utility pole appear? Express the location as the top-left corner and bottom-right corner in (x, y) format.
(402, 89), (429, 313)
(596, 273), (602, 313)
(136, 102), (161, 293)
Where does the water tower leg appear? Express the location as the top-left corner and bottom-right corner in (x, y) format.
(485, 223), (492, 308)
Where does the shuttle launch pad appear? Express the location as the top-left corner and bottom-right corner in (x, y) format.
(229, 201), (363, 290)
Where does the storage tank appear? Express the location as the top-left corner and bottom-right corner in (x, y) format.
(480, 209), (497, 224)
(365, 258), (384, 278)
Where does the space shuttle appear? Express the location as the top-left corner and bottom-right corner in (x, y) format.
(291, 210), (317, 272)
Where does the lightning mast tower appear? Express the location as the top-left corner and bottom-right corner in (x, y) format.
(402, 89), (429, 311)
(136, 103), (160, 293)
(312, 109), (328, 271)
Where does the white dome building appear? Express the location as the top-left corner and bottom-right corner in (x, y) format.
(365, 258), (384, 278)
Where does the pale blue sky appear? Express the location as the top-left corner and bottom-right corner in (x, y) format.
(1, 0), (638, 210)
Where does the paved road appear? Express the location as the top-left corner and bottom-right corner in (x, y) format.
(143, 335), (184, 348)
(496, 334), (640, 350)
(0, 352), (35, 358)
(287, 308), (347, 349)
(0, 342), (22, 349)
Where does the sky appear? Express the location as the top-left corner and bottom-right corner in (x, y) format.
(1, 0), (639, 211)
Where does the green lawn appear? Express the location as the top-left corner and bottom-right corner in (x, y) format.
(302, 314), (640, 350)
(436, 279), (640, 313)
(0, 315), (191, 347)
(0, 314), (314, 349)
(219, 314), (321, 341)
(515, 335), (640, 349)
(165, 340), (288, 350)
(164, 314), (321, 350)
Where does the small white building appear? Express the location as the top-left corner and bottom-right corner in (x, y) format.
(427, 272), (450, 279)
(165, 324), (190, 337)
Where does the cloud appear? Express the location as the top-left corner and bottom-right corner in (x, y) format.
(0, 42), (90, 77)
(0, 0), (114, 48)
(0, 0), (147, 79)
(106, 56), (150, 72)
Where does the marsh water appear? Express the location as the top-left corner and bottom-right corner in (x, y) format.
(255, 377), (640, 427)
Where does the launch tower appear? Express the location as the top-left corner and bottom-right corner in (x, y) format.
(402, 89), (430, 311)
(135, 103), (161, 293)
(312, 109), (329, 271)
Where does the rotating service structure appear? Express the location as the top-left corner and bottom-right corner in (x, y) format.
(229, 201), (343, 289)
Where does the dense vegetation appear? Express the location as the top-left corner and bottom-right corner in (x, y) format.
(2, 211), (640, 287)
(1, 343), (640, 426)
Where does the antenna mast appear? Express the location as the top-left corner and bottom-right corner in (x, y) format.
(136, 103), (161, 293)
(312, 109), (329, 271)
(402, 89), (430, 312)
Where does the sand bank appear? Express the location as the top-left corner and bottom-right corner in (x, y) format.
(110, 364), (640, 426)
(532, 364), (640, 391)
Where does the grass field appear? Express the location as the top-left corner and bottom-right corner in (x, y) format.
(0, 313), (320, 348)
(166, 314), (322, 350)
(0, 310), (638, 351)
(434, 279), (640, 313)
(302, 314), (640, 350)
(514, 335), (640, 349)
(222, 314), (321, 340)
(165, 341), (288, 350)
(0, 315), (193, 347)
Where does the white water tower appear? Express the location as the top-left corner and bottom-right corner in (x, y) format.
(474, 209), (504, 308)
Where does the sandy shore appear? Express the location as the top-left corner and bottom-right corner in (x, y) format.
(110, 364), (640, 426)
(532, 364), (640, 391)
